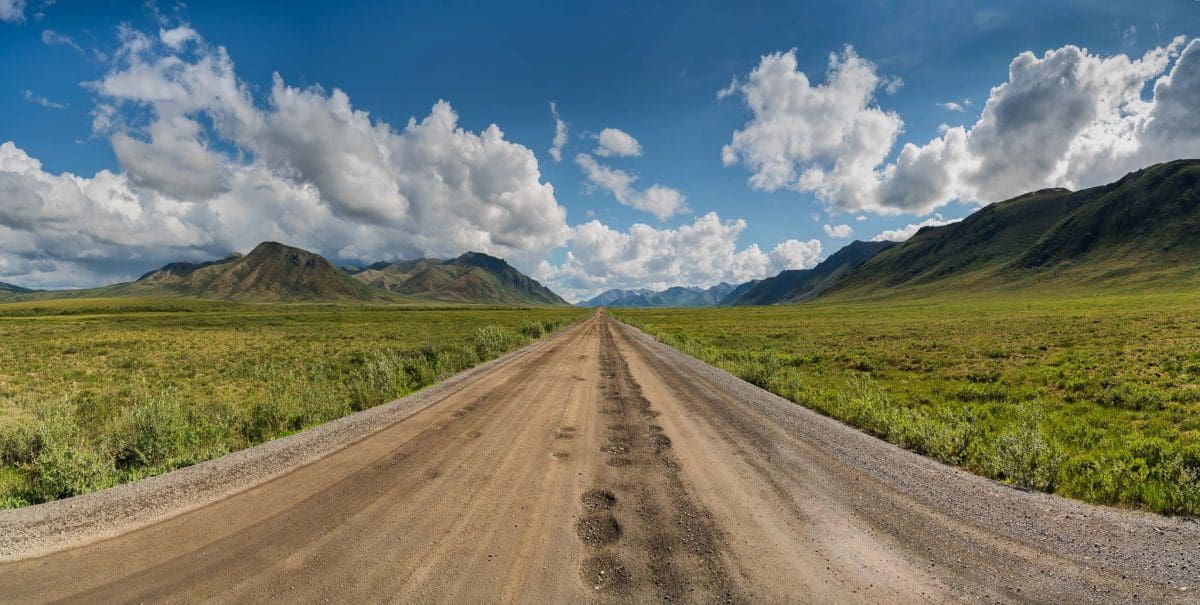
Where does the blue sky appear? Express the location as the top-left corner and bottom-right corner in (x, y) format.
(1, 0), (1198, 299)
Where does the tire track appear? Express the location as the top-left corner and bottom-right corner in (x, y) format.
(578, 318), (737, 602)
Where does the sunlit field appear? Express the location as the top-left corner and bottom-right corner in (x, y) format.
(613, 290), (1200, 515)
(0, 299), (588, 507)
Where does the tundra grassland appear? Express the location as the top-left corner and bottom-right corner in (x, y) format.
(0, 298), (588, 507)
(612, 291), (1200, 515)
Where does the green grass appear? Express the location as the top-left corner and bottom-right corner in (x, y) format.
(611, 290), (1200, 516)
(0, 298), (588, 507)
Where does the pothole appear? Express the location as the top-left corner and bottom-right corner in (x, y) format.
(577, 514), (621, 545)
(581, 554), (632, 592)
(581, 489), (617, 511)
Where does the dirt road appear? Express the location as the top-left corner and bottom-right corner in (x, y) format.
(1, 310), (1196, 603)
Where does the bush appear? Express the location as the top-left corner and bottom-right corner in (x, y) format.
(24, 399), (116, 502)
(1098, 382), (1166, 411)
(30, 439), (114, 501)
(991, 403), (1063, 492)
(474, 325), (520, 359)
(113, 392), (191, 468)
(519, 321), (546, 339)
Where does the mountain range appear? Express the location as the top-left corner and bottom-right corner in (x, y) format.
(0, 242), (567, 305)
(580, 283), (736, 307)
(581, 159), (1200, 307)
(0, 281), (35, 294)
(346, 252), (567, 305)
(1, 160), (1196, 307)
(722, 240), (897, 305)
(829, 159), (1200, 297)
(577, 288), (654, 307)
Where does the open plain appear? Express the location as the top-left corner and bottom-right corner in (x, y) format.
(1, 310), (1194, 603)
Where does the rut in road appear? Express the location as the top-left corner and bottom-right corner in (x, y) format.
(578, 320), (735, 601)
(0, 310), (1196, 604)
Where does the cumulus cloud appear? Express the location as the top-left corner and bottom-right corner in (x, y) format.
(0, 0), (25, 23)
(720, 46), (903, 212)
(535, 212), (821, 302)
(822, 223), (853, 239)
(870, 214), (961, 242)
(575, 153), (687, 221)
(724, 38), (1200, 216)
(548, 101), (567, 162)
(593, 127), (643, 157)
(0, 24), (569, 287)
(20, 89), (66, 109)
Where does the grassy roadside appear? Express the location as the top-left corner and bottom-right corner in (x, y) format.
(0, 299), (589, 507)
(611, 291), (1200, 516)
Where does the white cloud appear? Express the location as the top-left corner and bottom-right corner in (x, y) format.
(0, 24), (569, 287)
(43, 28), (107, 63)
(575, 153), (687, 220)
(823, 223), (853, 238)
(159, 24), (199, 50)
(871, 214), (961, 242)
(721, 46), (903, 212)
(716, 77), (738, 100)
(724, 38), (1200, 216)
(41, 29), (81, 52)
(768, 237), (823, 270)
(593, 127), (643, 157)
(0, 0), (25, 23)
(548, 101), (567, 162)
(1122, 25), (1137, 49)
(535, 212), (820, 302)
(937, 99), (972, 112)
(20, 89), (66, 109)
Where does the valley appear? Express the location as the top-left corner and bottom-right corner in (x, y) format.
(1, 312), (1193, 603)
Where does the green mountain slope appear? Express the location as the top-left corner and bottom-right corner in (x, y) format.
(131, 242), (394, 302)
(828, 159), (1200, 297)
(0, 282), (34, 294)
(352, 252), (567, 305)
(0, 281), (38, 302)
(1017, 160), (1200, 270)
(724, 240), (897, 305)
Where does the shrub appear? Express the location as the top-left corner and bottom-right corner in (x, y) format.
(113, 392), (191, 469)
(1098, 382), (1166, 411)
(519, 321), (546, 339)
(991, 403), (1063, 492)
(474, 325), (520, 359)
(24, 399), (116, 502)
